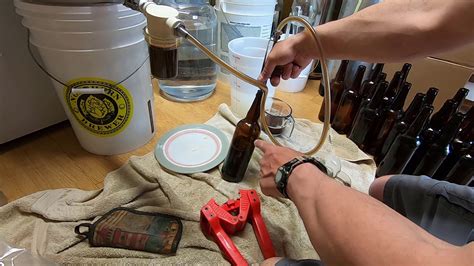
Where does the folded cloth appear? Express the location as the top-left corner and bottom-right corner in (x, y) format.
(0, 104), (375, 265)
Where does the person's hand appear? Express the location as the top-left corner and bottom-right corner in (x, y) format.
(255, 140), (303, 198)
(259, 30), (316, 87)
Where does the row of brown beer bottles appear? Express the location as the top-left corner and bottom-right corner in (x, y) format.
(376, 87), (438, 162)
(376, 105), (433, 177)
(402, 88), (470, 174)
(444, 145), (474, 185)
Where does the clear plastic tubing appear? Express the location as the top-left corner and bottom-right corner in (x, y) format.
(176, 16), (331, 155)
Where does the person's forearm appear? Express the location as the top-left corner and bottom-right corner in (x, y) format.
(287, 164), (472, 265)
(312, 0), (474, 62)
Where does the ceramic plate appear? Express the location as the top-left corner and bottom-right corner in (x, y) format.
(155, 124), (229, 174)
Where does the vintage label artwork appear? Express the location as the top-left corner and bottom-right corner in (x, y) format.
(64, 78), (133, 137)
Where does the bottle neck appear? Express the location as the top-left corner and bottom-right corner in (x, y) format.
(436, 113), (464, 146)
(368, 81), (389, 110)
(425, 87), (439, 106)
(245, 90), (263, 122)
(335, 60), (349, 82)
(349, 65), (366, 93)
(400, 63), (412, 84)
(369, 63), (384, 82)
(451, 88), (469, 107)
(390, 82), (411, 111)
(403, 93), (425, 124)
(429, 99), (456, 129)
(406, 105), (433, 137)
(385, 71), (402, 100)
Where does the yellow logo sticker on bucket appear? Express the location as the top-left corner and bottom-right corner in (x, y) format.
(64, 78), (133, 137)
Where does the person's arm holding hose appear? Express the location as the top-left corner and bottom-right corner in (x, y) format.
(255, 140), (474, 266)
(260, 0), (474, 86)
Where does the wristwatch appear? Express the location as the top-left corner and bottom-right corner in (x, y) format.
(275, 156), (328, 198)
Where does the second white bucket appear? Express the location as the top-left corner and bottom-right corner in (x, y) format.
(15, 1), (155, 155)
(228, 37), (275, 118)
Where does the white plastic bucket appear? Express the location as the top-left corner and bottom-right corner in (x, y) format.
(15, 0), (155, 155)
(20, 13), (145, 32)
(27, 21), (147, 50)
(219, 0), (276, 15)
(215, 0), (276, 81)
(228, 37), (275, 118)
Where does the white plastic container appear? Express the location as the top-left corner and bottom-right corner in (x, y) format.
(228, 37), (275, 118)
(215, 0), (276, 82)
(15, 0), (155, 155)
(276, 61), (314, 93)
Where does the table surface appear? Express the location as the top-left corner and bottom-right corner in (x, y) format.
(0, 79), (323, 202)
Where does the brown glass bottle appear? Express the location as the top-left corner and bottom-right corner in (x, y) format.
(379, 93), (426, 160)
(412, 113), (464, 177)
(444, 146), (474, 185)
(432, 117), (473, 180)
(332, 65), (366, 134)
(376, 105), (433, 177)
(318, 60), (349, 122)
(349, 81), (389, 148)
(370, 82), (411, 158)
(425, 99), (458, 136)
(424, 87), (439, 106)
(221, 90), (262, 182)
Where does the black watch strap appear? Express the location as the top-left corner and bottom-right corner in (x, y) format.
(276, 156), (328, 198)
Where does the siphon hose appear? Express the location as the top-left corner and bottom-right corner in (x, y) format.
(176, 16), (331, 156)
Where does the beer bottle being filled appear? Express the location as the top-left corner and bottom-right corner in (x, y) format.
(444, 145), (474, 185)
(432, 116), (473, 180)
(318, 60), (349, 122)
(349, 81), (389, 148)
(424, 87), (439, 106)
(332, 65), (366, 134)
(412, 113), (464, 177)
(376, 105), (433, 177)
(221, 90), (262, 182)
(370, 82), (411, 158)
(379, 93), (426, 160)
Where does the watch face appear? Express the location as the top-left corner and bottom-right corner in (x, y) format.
(275, 169), (283, 183)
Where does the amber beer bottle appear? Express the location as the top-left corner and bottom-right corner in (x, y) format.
(332, 65), (366, 134)
(445, 145), (474, 185)
(318, 60), (349, 122)
(349, 81), (389, 148)
(221, 90), (262, 182)
(370, 82), (411, 158)
(412, 113), (464, 177)
(433, 117), (473, 180)
(399, 63), (412, 84)
(376, 105), (433, 177)
(379, 93), (426, 159)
